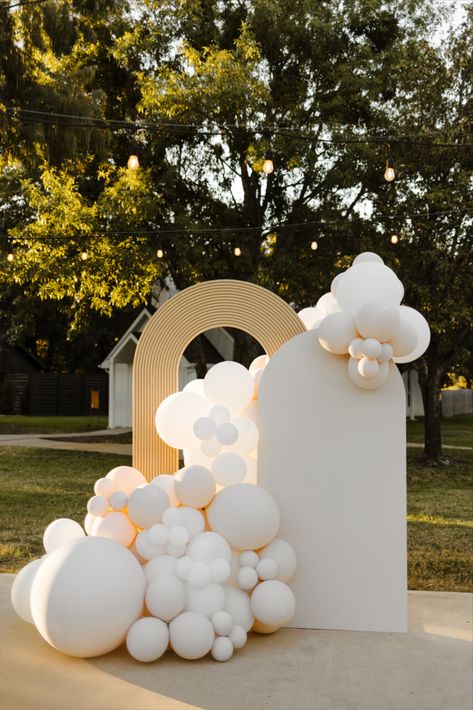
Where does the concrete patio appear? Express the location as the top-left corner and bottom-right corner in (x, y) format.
(0, 575), (471, 710)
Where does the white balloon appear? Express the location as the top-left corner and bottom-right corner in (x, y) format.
(392, 306), (430, 363)
(94, 477), (115, 498)
(238, 566), (258, 590)
(183, 378), (205, 396)
(201, 437), (222, 457)
(147, 524), (168, 547)
(358, 357), (380, 378)
(180, 507), (206, 539)
(243, 456), (258, 485)
(348, 357), (389, 389)
(348, 337), (364, 359)
(390, 319), (418, 358)
(163, 507), (183, 529)
(250, 368), (264, 399)
(355, 299), (401, 341)
(127, 485), (169, 529)
(169, 612), (215, 660)
(126, 617), (169, 662)
(352, 251), (384, 265)
(336, 262), (404, 316)
(106, 466), (146, 496)
(188, 561), (211, 588)
(209, 558), (231, 583)
(253, 619), (280, 634)
(207, 484), (280, 550)
(222, 585), (254, 631)
(146, 574), (186, 621)
(211, 610), (233, 636)
(318, 312), (358, 355)
(240, 550), (259, 568)
(209, 404), (231, 425)
(228, 416), (259, 455)
(256, 558), (278, 581)
(93, 511), (136, 548)
(216, 421), (238, 446)
(193, 417), (216, 441)
(108, 490), (127, 511)
(212, 452), (247, 487)
(298, 307), (325, 330)
(249, 355), (269, 373)
(11, 558), (45, 623)
(151, 474), (180, 507)
(203, 362), (253, 414)
(315, 292), (341, 315)
(189, 531), (232, 563)
(359, 338), (382, 360)
(84, 513), (97, 536)
(228, 624), (247, 649)
(127, 538), (147, 565)
(185, 582), (225, 618)
(31, 537), (145, 657)
(176, 556), (193, 581)
(183, 447), (214, 469)
(165, 543), (187, 559)
(240, 399), (260, 429)
(258, 539), (297, 582)
(174, 465), (216, 508)
(144, 554), (177, 584)
(168, 525), (189, 548)
(211, 636), (233, 662)
(155, 392), (208, 449)
(43, 518), (85, 554)
(87, 495), (108, 517)
(135, 531), (164, 561)
(330, 273), (344, 295)
(379, 342), (394, 362)
(251, 580), (296, 626)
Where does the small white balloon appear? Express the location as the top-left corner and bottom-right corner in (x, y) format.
(392, 306), (430, 363)
(185, 582), (226, 618)
(258, 539), (297, 582)
(146, 574), (186, 621)
(135, 531), (164, 561)
(209, 558), (231, 583)
(211, 610), (233, 636)
(148, 523), (169, 547)
(144, 554), (177, 583)
(108, 490), (128, 511)
(379, 342), (394, 362)
(180, 507), (206, 538)
(163, 507), (183, 529)
(209, 404), (231, 425)
(193, 417), (216, 441)
(106, 466), (146, 496)
(390, 319), (418, 358)
(360, 338), (382, 360)
(348, 337), (364, 359)
(169, 612), (215, 660)
(358, 356), (380, 378)
(211, 452), (247, 487)
(250, 368), (264, 399)
(84, 513), (97, 536)
(228, 625), (247, 649)
(240, 550), (259, 568)
(355, 299), (401, 342)
(93, 511), (136, 548)
(238, 566), (258, 590)
(256, 558), (278, 580)
(168, 525), (190, 548)
(222, 585), (254, 631)
(126, 617), (169, 662)
(189, 531), (232, 563)
(43, 518), (85, 554)
(348, 357), (389, 389)
(251, 580), (296, 626)
(204, 361), (253, 414)
(315, 292), (341, 315)
(298, 307), (325, 330)
(155, 392), (208, 449)
(87, 495), (108, 517)
(188, 561), (211, 588)
(94, 477), (115, 498)
(216, 421), (238, 446)
(11, 558), (45, 623)
(165, 543), (187, 558)
(174, 465), (216, 509)
(201, 437), (222, 457)
(183, 447), (214, 469)
(352, 251), (384, 265)
(318, 312), (358, 355)
(176, 556), (192, 581)
(249, 355), (269, 373)
(183, 378), (205, 396)
(228, 416), (259, 456)
(151, 474), (180, 507)
(211, 636), (233, 662)
(128, 485), (169, 529)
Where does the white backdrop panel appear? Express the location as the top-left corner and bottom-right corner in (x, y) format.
(258, 331), (407, 632)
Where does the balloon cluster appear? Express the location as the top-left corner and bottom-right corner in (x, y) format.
(298, 252), (430, 389)
(11, 356), (297, 664)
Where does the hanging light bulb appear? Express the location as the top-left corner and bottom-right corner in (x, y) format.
(234, 247), (242, 256)
(6, 252), (14, 262)
(127, 154), (139, 170)
(384, 156), (395, 182)
(263, 156), (274, 175)
(391, 234), (399, 244)
(311, 240), (318, 251)
(156, 248), (164, 258)
(81, 250), (88, 261)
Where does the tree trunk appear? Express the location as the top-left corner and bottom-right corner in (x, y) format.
(418, 360), (443, 461)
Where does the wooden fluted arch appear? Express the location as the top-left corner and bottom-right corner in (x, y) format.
(133, 280), (305, 479)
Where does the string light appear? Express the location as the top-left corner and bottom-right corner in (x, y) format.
(311, 241), (318, 251)
(391, 234), (399, 244)
(6, 252), (14, 262)
(384, 143), (395, 182)
(80, 250), (88, 261)
(127, 154), (139, 170)
(156, 248), (164, 258)
(263, 153), (274, 175)
(234, 247), (241, 256)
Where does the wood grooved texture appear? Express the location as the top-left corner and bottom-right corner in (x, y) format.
(133, 280), (305, 479)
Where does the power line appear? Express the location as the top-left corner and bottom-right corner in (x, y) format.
(1, 107), (472, 147)
(0, 0), (48, 8)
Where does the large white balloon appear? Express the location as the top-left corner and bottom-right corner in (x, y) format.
(352, 251), (384, 265)
(392, 306), (430, 363)
(297, 307), (325, 330)
(211, 452), (247, 487)
(318, 312), (358, 355)
(250, 580), (296, 626)
(11, 558), (45, 623)
(336, 262), (404, 316)
(390, 319), (418, 358)
(174, 465), (216, 508)
(31, 537), (145, 657)
(258, 539), (297, 582)
(127, 485), (169, 529)
(106, 466), (146, 496)
(222, 585), (254, 631)
(145, 574), (186, 621)
(43, 518), (85, 554)
(126, 617), (169, 662)
(144, 554), (178, 584)
(92, 511), (136, 548)
(315, 292), (341, 315)
(355, 299), (401, 342)
(155, 392), (208, 449)
(348, 357), (389, 389)
(203, 362), (253, 414)
(207, 484), (280, 551)
(169, 612), (215, 660)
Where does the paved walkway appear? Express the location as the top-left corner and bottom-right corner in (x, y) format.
(0, 575), (471, 710)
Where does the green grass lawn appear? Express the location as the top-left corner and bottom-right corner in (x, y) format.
(0, 445), (471, 591)
(0, 415), (108, 435)
(406, 414), (472, 447)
